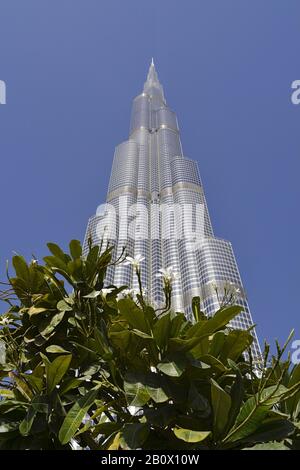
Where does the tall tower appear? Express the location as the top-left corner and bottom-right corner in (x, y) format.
(84, 60), (260, 357)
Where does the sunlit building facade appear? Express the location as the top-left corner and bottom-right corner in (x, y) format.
(84, 60), (260, 357)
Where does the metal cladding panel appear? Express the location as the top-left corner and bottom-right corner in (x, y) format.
(108, 140), (139, 193)
(130, 94), (150, 134)
(156, 107), (178, 131)
(171, 157), (201, 186)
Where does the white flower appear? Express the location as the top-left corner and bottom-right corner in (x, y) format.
(227, 282), (241, 295)
(156, 266), (180, 283)
(0, 316), (12, 326)
(123, 255), (145, 269)
(117, 288), (134, 300)
(117, 287), (147, 301)
(84, 288), (114, 300)
(101, 288), (114, 299)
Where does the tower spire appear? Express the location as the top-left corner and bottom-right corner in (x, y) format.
(144, 58), (165, 102)
(146, 57), (159, 83)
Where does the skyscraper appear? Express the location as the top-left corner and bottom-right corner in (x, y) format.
(84, 60), (260, 357)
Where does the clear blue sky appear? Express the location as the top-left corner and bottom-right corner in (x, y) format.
(0, 0), (299, 349)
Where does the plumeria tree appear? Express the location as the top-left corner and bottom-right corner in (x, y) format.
(0, 239), (299, 450)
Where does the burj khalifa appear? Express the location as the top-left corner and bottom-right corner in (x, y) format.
(84, 60), (260, 357)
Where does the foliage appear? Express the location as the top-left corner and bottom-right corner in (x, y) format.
(0, 239), (299, 450)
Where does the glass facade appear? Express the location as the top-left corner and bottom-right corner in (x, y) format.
(84, 60), (261, 357)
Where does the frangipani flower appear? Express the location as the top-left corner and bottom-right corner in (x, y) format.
(228, 282), (241, 295)
(0, 315), (12, 326)
(123, 255), (145, 269)
(117, 287), (148, 301)
(83, 287), (115, 300)
(100, 288), (115, 300)
(156, 266), (180, 283)
(117, 288), (135, 300)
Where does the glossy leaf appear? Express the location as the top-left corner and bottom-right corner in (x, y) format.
(211, 379), (231, 439)
(46, 345), (70, 354)
(173, 427), (211, 443)
(120, 423), (150, 450)
(59, 388), (99, 445)
(153, 313), (170, 350)
(157, 360), (185, 377)
(19, 406), (37, 436)
(69, 240), (82, 260)
(118, 298), (150, 334)
(44, 354), (72, 393)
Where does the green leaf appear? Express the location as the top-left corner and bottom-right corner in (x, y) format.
(192, 296), (207, 322)
(22, 373), (44, 394)
(196, 354), (227, 372)
(173, 427), (211, 443)
(69, 240), (82, 260)
(59, 377), (85, 395)
(224, 386), (287, 443)
(44, 354), (72, 392)
(286, 363), (300, 418)
(131, 329), (153, 339)
(153, 313), (170, 350)
(118, 298), (150, 334)
(120, 423), (150, 450)
(47, 243), (69, 261)
(169, 312), (187, 337)
(28, 306), (47, 316)
(124, 377), (151, 407)
(31, 395), (50, 413)
(59, 388), (99, 445)
(57, 299), (73, 311)
(0, 389), (14, 399)
(144, 405), (176, 427)
(19, 406), (37, 436)
(224, 365), (244, 434)
(168, 336), (205, 353)
(243, 442), (290, 450)
(124, 371), (169, 405)
(187, 305), (242, 338)
(187, 385), (210, 414)
(209, 331), (226, 357)
(12, 255), (30, 283)
(243, 418), (295, 444)
(211, 379), (231, 439)
(107, 432), (121, 450)
(157, 360), (185, 377)
(220, 330), (253, 361)
(146, 384), (169, 403)
(43, 256), (69, 273)
(39, 311), (65, 337)
(94, 327), (113, 358)
(10, 372), (33, 401)
(46, 345), (70, 354)
(86, 245), (99, 265)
